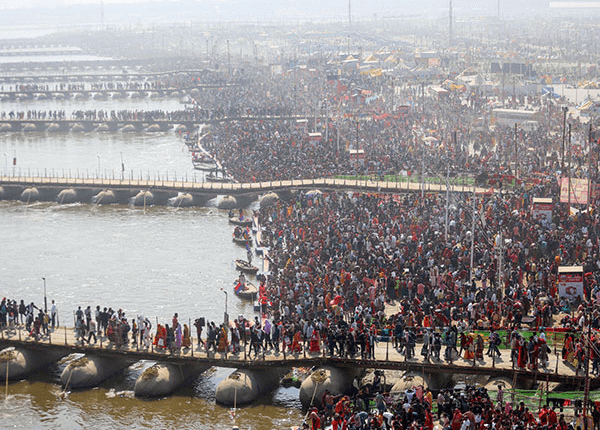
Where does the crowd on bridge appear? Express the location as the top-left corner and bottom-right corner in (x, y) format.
(0, 68), (236, 94)
(1, 109), (67, 120)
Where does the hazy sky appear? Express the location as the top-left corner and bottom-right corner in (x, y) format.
(0, 0), (598, 27)
(0, 0), (532, 12)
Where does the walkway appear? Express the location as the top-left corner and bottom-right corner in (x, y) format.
(0, 115), (312, 132)
(0, 84), (238, 99)
(0, 175), (489, 197)
(0, 325), (592, 388)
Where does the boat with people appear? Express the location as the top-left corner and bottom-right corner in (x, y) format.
(232, 235), (252, 246)
(234, 259), (259, 274)
(233, 277), (257, 299)
(229, 210), (253, 227)
(206, 173), (234, 183)
(193, 159), (218, 171)
(191, 151), (218, 171)
(229, 216), (252, 227)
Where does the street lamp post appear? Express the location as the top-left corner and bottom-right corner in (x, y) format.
(561, 106), (568, 173)
(391, 76), (395, 113)
(42, 277), (47, 313)
(97, 155), (101, 177)
(355, 117), (359, 177)
(221, 288), (228, 325)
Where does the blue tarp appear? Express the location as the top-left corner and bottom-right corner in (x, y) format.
(542, 86), (560, 99)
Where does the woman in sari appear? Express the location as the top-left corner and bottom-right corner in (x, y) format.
(309, 329), (320, 353)
(475, 334), (484, 360)
(217, 325), (229, 352)
(464, 334), (474, 360)
(291, 329), (303, 353)
(517, 335), (528, 369)
(182, 324), (191, 348)
(153, 324), (166, 350)
(174, 323), (182, 350)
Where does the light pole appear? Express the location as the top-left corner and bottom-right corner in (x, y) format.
(3, 153), (6, 175)
(120, 152), (124, 180)
(221, 288), (228, 324)
(561, 106), (568, 173)
(391, 76), (395, 113)
(97, 154), (100, 177)
(42, 277), (47, 313)
(355, 117), (359, 177)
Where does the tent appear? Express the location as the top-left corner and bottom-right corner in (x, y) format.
(364, 54), (379, 64)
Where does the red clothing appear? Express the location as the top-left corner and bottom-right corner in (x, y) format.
(451, 410), (463, 430)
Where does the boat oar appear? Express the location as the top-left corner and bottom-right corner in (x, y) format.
(303, 378), (321, 424)
(60, 367), (73, 399)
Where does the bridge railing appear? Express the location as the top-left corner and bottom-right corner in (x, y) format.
(0, 169), (485, 195)
(0, 321), (574, 378)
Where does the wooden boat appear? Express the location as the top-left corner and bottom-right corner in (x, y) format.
(235, 259), (259, 274)
(193, 159), (217, 171)
(229, 216), (252, 227)
(232, 235), (252, 245)
(234, 281), (257, 299)
(206, 173), (233, 183)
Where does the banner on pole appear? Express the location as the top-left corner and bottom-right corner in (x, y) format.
(560, 177), (589, 205)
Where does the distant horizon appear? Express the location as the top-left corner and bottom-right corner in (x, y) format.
(0, 0), (592, 16)
(1, 0), (600, 38)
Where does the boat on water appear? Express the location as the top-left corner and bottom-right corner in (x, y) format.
(232, 236), (252, 245)
(233, 280), (257, 299)
(193, 159), (218, 171)
(229, 216), (252, 227)
(235, 259), (259, 274)
(206, 173), (234, 183)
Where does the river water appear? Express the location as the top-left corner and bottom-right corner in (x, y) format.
(0, 96), (304, 429)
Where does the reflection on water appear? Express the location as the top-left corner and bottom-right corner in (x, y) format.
(0, 131), (196, 179)
(0, 367), (303, 430)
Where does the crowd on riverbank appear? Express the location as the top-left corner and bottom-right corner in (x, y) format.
(201, 86), (594, 186)
(298, 382), (599, 430)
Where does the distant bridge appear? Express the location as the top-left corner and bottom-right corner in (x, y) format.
(0, 69), (229, 83)
(0, 84), (238, 101)
(0, 115), (307, 132)
(0, 175), (487, 206)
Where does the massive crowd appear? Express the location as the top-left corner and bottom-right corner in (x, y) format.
(4, 57), (600, 429)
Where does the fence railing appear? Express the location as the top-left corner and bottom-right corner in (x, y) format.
(0, 171), (487, 195)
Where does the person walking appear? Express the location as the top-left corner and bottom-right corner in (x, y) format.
(87, 319), (97, 344)
(50, 300), (58, 330)
(193, 318), (203, 347)
(84, 306), (92, 330)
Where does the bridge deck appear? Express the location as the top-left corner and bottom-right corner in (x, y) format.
(0, 325), (591, 387)
(0, 84), (238, 96)
(0, 175), (487, 196)
(0, 69), (230, 82)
